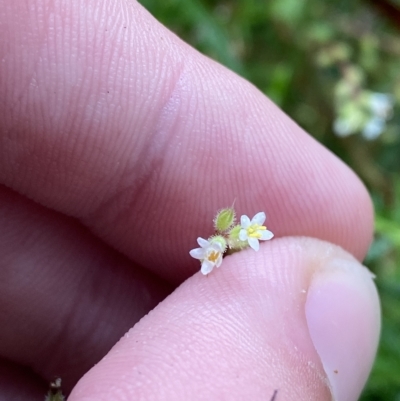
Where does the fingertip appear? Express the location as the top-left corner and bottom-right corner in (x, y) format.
(305, 250), (380, 401)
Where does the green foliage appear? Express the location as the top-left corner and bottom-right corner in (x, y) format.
(139, 0), (400, 399)
(366, 176), (400, 400)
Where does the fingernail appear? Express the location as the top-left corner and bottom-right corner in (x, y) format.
(305, 256), (380, 401)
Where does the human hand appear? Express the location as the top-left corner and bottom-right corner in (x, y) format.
(0, 1), (380, 400)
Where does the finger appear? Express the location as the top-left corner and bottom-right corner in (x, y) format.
(0, 186), (171, 391)
(69, 237), (380, 401)
(0, 1), (373, 281)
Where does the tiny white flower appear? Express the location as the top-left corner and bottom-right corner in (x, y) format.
(189, 237), (224, 275)
(239, 212), (274, 251)
(369, 92), (394, 119)
(362, 116), (386, 140)
(333, 118), (353, 137)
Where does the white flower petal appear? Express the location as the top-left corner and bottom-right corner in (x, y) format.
(333, 118), (353, 137)
(362, 117), (385, 140)
(189, 248), (206, 260)
(260, 230), (274, 240)
(370, 93), (394, 117)
(240, 215), (251, 229)
(201, 260), (214, 275)
(215, 255), (223, 268)
(252, 212), (266, 225)
(248, 237), (260, 251)
(197, 237), (210, 248)
(239, 229), (248, 241)
(210, 242), (223, 252)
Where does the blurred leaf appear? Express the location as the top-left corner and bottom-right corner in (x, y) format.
(268, 0), (307, 24)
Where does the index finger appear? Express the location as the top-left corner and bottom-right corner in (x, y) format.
(0, 0), (373, 281)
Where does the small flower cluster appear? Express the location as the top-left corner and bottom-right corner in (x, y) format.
(334, 90), (394, 140)
(189, 207), (274, 275)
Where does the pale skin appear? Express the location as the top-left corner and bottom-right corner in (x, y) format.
(0, 1), (380, 401)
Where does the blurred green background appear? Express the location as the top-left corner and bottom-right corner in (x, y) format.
(138, 0), (400, 399)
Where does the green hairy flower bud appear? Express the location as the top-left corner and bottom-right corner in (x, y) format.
(214, 207), (236, 233)
(208, 235), (228, 253)
(227, 225), (249, 250)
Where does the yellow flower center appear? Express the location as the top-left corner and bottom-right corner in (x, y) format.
(247, 224), (267, 239)
(207, 250), (220, 263)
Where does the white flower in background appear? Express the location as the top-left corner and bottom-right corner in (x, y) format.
(239, 212), (274, 251)
(333, 89), (395, 140)
(369, 93), (394, 119)
(360, 92), (394, 140)
(333, 106), (366, 137)
(362, 116), (386, 140)
(333, 118), (354, 137)
(189, 237), (224, 275)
